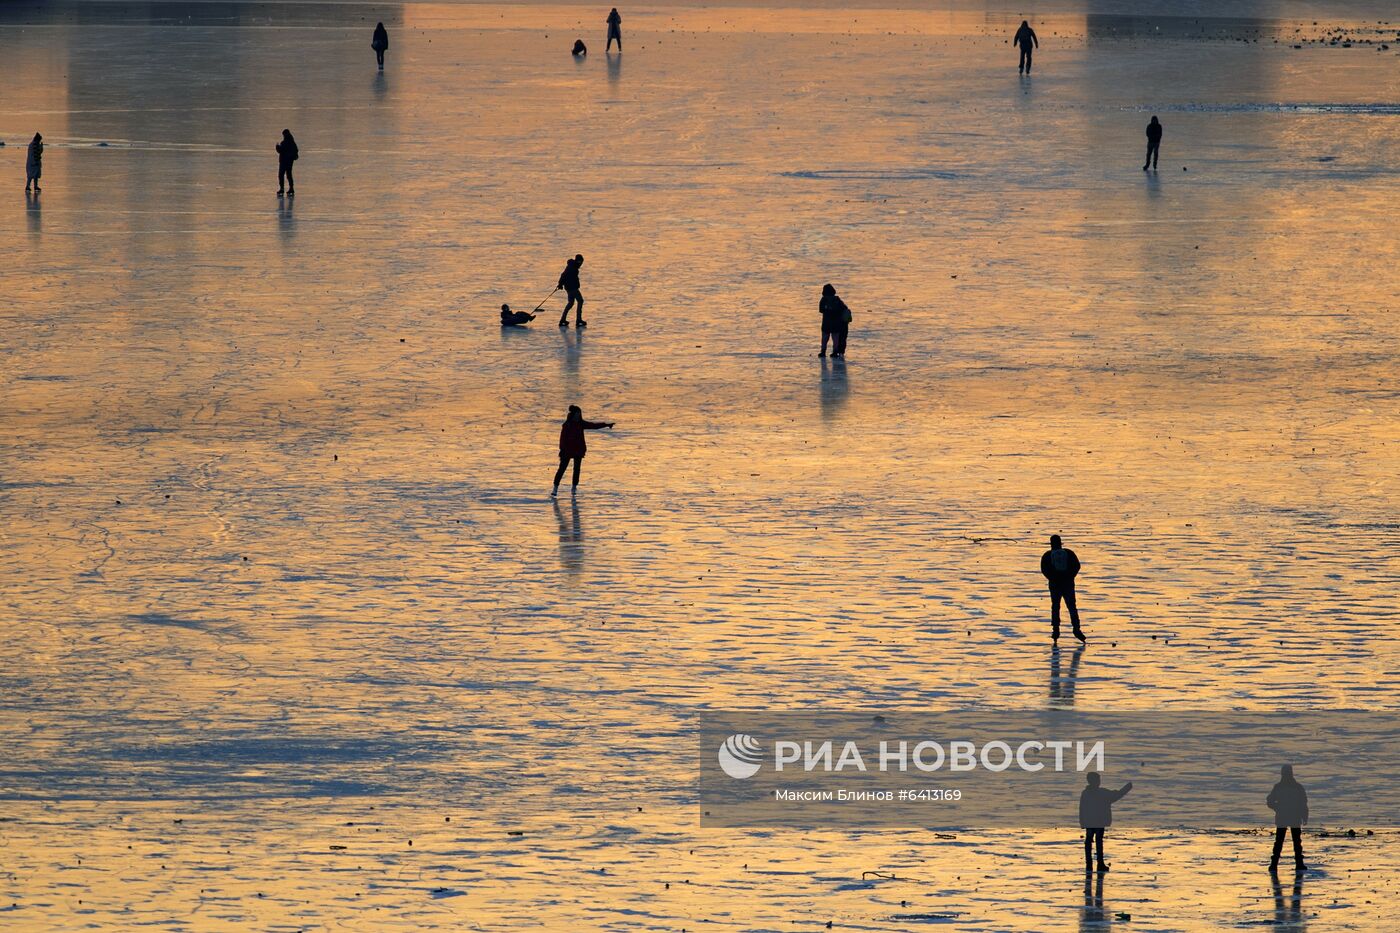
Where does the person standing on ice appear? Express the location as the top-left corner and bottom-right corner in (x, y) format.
(606, 8), (623, 51)
(275, 129), (298, 197)
(1012, 20), (1038, 74)
(1079, 772), (1132, 873)
(1266, 765), (1309, 873)
(372, 22), (389, 70)
(1143, 116), (1163, 171)
(552, 405), (615, 497)
(818, 283), (850, 358)
(557, 254), (586, 328)
(24, 133), (43, 193)
(1041, 534), (1085, 643)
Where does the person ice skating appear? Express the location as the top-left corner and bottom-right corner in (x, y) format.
(1079, 772), (1132, 873)
(1143, 116), (1162, 171)
(1041, 534), (1085, 643)
(819, 283), (850, 358)
(1013, 20), (1038, 73)
(573, 39), (588, 56)
(558, 254), (586, 327)
(276, 129), (298, 197)
(372, 22), (389, 70)
(501, 304), (537, 326)
(1267, 765), (1309, 873)
(552, 405), (614, 497)
(24, 133), (43, 193)
(606, 8), (622, 51)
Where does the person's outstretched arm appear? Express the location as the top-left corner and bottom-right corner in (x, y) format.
(582, 420), (614, 430)
(1113, 782), (1132, 801)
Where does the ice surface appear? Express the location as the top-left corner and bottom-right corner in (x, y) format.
(3, 1), (1400, 928)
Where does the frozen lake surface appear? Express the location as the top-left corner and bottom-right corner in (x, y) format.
(3, 1), (1400, 928)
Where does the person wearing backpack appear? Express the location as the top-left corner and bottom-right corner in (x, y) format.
(276, 129), (299, 197)
(1041, 534), (1085, 642)
(818, 283), (850, 358)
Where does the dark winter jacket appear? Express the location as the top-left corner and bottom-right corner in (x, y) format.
(1041, 547), (1081, 586)
(559, 417), (607, 457)
(1267, 780), (1308, 827)
(819, 294), (850, 330)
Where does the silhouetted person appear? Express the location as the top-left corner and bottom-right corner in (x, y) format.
(607, 8), (622, 51)
(1144, 116), (1162, 171)
(501, 303), (536, 326)
(558, 254), (586, 327)
(1267, 764), (1309, 872)
(276, 129), (298, 197)
(552, 405), (614, 497)
(819, 283), (850, 358)
(372, 22), (389, 70)
(1079, 772), (1131, 872)
(1013, 21), (1038, 73)
(1041, 534), (1085, 643)
(573, 39), (588, 56)
(24, 133), (42, 193)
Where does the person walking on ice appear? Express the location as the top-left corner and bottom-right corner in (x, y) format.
(552, 405), (615, 497)
(1079, 772), (1132, 873)
(557, 254), (586, 328)
(372, 22), (389, 70)
(606, 8), (622, 51)
(1013, 20), (1038, 73)
(1041, 534), (1085, 643)
(818, 283), (850, 358)
(1267, 765), (1309, 873)
(1144, 116), (1162, 171)
(276, 129), (298, 197)
(25, 133), (43, 193)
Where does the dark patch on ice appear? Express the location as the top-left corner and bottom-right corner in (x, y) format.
(15, 374), (72, 382)
(1129, 102), (1400, 115)
(109, 736), (449, 765)
(126, 612), (214, 632)
(429, 888), (467, 899)
(782, 169), (962, 181)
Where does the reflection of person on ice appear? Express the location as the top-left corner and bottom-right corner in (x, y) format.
(552, 405), (615, 498)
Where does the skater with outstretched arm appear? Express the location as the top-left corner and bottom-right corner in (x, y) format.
(1079, 772), (1132, 873)
(552, 405), (614, 497)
